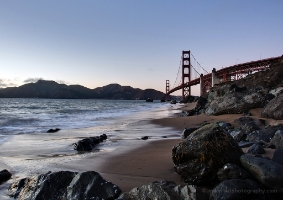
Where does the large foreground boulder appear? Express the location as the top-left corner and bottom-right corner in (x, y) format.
(8, 171), (121, 200)
(240, 154), (283, 188)
(172, 123), (244, 185)
(261, 93), (283, 119)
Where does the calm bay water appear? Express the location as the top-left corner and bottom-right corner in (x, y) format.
(0, 98), (170, 136)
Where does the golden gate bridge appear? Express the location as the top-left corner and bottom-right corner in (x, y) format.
(166, 50), (282, 100)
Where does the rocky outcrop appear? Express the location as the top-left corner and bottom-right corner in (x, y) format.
(261, 93), (283, 119)
(210, 179), (262, 200)
(73, 134), (107, 151)
(0, 169), (12, 184)
(240, 154), (283, 188)
(172, 123), (244, 185)
(8, 171), (121, 200)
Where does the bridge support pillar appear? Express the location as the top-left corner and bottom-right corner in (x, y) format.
(212, 68), (220, 87)
(200, 74), (203, 96)
(182, 51), (191, 100)
(165, 80), (170, 101)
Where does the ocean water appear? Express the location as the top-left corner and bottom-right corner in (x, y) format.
(0, 98), (176, 141)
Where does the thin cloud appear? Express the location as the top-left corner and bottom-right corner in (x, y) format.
(0, 79), (18, 88)
(23, 78), (44, 83)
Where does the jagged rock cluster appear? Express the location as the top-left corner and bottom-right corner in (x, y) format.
(8, 171), (121, 200)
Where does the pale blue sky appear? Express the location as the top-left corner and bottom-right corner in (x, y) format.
(1, 0), (282, 95)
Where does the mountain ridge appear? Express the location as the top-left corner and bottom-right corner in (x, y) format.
(0, 80), (166, 100)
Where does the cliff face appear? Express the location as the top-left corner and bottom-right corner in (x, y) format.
(0, 81), (165, 100)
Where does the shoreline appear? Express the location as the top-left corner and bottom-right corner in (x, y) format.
(1, 102), (283, 196)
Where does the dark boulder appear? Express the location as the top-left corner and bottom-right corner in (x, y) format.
(271, 130), (283, 149)
(0, 169), (12, 184)
(172, 123), (244, 185)
(217, 163), (252, 181)
(119, 180), (209, 200)
(8, 171), (77, 199)
(272, 149), (283, 166)
(246, 125), (283, 143)
(67, 171), (121, 200)
(240, 154), (283, 188)
(74, 134), (107, 151)
(47, 128), (60, 133)
(236, 117), (265, 130)
(210, 179), (263, 200)
(246, 143), (265, 154)
(261, 93), (283, 119)
(181, 127), (198, 139)
(8, 171), (121, 200)
(141, 136), (149, 140)
(126, 181), (184, 200)
(230, 130), (246, 142)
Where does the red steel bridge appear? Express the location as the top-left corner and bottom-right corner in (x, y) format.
(166, 50), (282, 100)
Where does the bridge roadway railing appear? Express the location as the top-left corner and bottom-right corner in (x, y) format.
(168, 55), (282, 96)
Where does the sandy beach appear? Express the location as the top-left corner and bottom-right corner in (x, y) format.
(1, 102), (282, 197)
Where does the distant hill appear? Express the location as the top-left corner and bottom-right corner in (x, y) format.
(0, 80), (166, 100)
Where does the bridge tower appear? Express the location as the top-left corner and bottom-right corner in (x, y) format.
(165, 80), (170, 101)
(182, 51), (191, 100)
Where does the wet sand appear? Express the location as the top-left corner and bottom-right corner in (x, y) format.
(1, 102), (282, 196)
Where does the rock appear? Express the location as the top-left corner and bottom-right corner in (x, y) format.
(210, 179), (263, 200)
(8, 171), (77, 199)
(126, 181), (183, 200)
(238, 141), (255, 148)
(47, 128), (60, 133)
(67, 171), (121, 200)
(204, 89), (268, 116)
(74, 134), (107, 151)
(120, 180), (208, 200)
(236, 117), (265, 129)
(240, 154), (283, 188)
(141, 136), (149, 140)
(230, 130), (246, 142)
(0, 169), (12, 184)
(262, 93), (283, 119)
(181, 127), (198, 139)
(172, 123), (244, 185)
(217, 163), (252, 181)
(8, 171), (121, 200)
(246, 143), (265, 154)
(246, 125), (283, 143)
(271, 130), (283, 149)
(272, 149), (283, 166)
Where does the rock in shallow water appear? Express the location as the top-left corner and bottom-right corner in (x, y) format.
(0, 169), (12, 184)
(240, 154), (283, 188)
(172, 123), (244, 185)
(8, 171), (121, 200)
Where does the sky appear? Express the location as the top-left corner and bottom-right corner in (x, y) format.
(1, 0), (283, 96)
